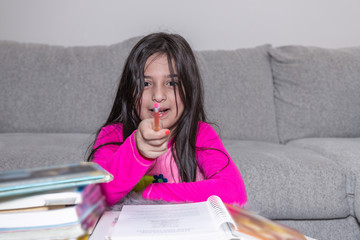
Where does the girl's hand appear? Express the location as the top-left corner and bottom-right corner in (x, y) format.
(135, 118), (170, 159)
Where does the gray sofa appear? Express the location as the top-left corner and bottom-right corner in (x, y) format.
(1, 37), (359, 240)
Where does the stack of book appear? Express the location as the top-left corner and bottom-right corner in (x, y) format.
(0, 162), (113, 240)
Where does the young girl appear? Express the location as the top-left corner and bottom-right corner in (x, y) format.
(88, 32), (247, 206)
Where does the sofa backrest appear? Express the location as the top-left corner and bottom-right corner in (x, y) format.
(0, 38), (279, 142)
(3, 37), (359, 143)
(196, 45), (279, 142)
(0, 38), (139, 134)
(269, 46), (360, 143)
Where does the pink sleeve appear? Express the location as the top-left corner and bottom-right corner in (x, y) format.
(92, 124), (154, 206)
(143, 122), (247, 206)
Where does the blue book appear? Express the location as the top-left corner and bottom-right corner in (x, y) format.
(0, 162), (113, 197)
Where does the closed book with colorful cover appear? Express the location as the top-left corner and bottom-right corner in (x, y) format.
(0, 162), (113, 197)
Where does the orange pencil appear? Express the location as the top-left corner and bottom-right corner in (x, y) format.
(154, 102), (160, 131)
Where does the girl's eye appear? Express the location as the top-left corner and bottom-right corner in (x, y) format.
(144, 81), (151, 87)
(167, 81), (178, 87)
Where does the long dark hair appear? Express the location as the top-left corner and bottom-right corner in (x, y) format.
(87, 32), (206, 182)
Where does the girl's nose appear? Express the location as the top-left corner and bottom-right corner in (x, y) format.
(152, 86), (166, 102)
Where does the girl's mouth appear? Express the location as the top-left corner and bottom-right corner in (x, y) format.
(150, 108), (170, 118)
(150, 108), (169, 113)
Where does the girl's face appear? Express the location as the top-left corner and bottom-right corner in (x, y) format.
(139, 54), (184, 130)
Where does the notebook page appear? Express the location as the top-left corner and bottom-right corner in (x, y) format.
(110, 202), (228, 240)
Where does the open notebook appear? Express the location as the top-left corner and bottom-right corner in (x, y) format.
(91, 195), (307, 240)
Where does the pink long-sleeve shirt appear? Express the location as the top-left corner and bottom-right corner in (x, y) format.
(93, 122), (247, 206)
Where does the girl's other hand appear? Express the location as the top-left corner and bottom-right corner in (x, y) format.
(135, 118), (170, 159)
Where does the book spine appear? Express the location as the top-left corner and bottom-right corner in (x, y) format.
(80, 196), (106, 233)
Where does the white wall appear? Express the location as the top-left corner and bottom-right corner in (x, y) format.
(0, 0), (359, 50)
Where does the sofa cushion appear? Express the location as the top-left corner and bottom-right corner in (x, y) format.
(269, 46), (360, 143)
(223, 140), (350, 220)
(287, 138), (360, 220)
(0, 133), (92, 172)
(278, 216), (360, 240)
(0, 37), (140, 133)
(196, 45), (279, 142)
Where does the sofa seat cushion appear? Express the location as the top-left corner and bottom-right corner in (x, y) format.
(278, 216), (360, 240)
(223, 140), (350, 220)
(287, 138), (360, 219)
(0, 133), (92, 172)
(196, 45), (279, 142)
(269, 45), (360, 143)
